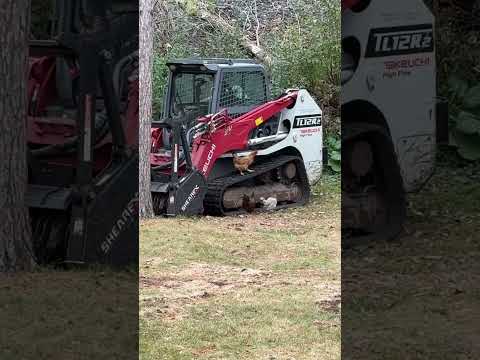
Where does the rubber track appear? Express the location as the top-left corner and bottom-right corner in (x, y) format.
(204, 155), (311, 216)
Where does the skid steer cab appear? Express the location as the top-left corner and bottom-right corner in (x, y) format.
(151, 58), (324, 216)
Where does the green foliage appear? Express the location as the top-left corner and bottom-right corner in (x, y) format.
(436, 6), (480, 102)
(448, 75), (480, 160)
(181, 0), (198, 16)
(153, 0), (339, 117)
(325, 135), (341, 173)
(152, 0), (340, 168)
(152, 55), (169, 117)
(268, 0), (340, 112)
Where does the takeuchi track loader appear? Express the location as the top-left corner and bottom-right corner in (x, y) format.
(150, 59), (325, 216)
(27, 1), (139, 265)
(341, 0), (448, 243)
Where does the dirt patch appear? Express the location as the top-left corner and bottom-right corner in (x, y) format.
(140, 263), (269, 320)
(141, 263), (270, 298)
(140, 275), (175, 287)
(315, 282), (341, 314)
(192, 344), (217, 357)
(141, 263), (339, 321)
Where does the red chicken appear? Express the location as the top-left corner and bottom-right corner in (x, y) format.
(233, 151), (257, 175)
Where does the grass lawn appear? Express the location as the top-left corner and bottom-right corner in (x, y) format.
(140, 175), (341, 359)
(0, 267), (138, 359)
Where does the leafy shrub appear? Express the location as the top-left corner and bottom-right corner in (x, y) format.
(152, 0), (341, 166)
(268, 1), (340, 112)
(447, 75), (480, 160)
(325, 135), (341, 173)
(152, 55), (169, 117)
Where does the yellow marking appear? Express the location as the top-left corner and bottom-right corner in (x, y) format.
(255, 117), (264, 126)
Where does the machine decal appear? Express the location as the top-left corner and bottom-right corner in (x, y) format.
(365, 24), (434, 58)
(384, 56), (431, 70)
(383, 55), (432, 79)
(255, 117), (264, 126)
(300, 127), (321, 137)
(293, 114), (322, 129)
(202, 143), (216, 175)
(101, 192), (139, 254)
(224, 124), (233, 136)
(181, 185), (200, 212)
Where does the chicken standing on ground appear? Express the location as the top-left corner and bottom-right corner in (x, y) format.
(242, 193), (256, 213)
(260, 196), (277, 211)
(233, 151), (257, 175)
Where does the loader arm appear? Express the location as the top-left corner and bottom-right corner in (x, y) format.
(191, 91), (298, 178)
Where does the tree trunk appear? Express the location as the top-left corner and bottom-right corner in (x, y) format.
(0, 0), (36, 271)
(139, 0), (155, 218)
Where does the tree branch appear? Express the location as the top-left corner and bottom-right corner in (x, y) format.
(177, 0), (272, 66)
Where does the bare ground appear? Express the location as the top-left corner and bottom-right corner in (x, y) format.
(342, 158), (480, 359)
(141, 262), (340, 322)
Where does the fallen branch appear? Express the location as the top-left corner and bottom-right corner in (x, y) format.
(177, 0), (272, 66)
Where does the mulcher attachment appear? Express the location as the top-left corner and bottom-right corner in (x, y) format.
(151, 119), (208, 216)
(152, 170), (207, 216)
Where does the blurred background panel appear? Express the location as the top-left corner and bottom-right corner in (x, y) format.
(341, 1), (480, 358)
(1, 1), (139, 358)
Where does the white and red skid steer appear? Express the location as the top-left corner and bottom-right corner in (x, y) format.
(150, 59), (325, 216)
